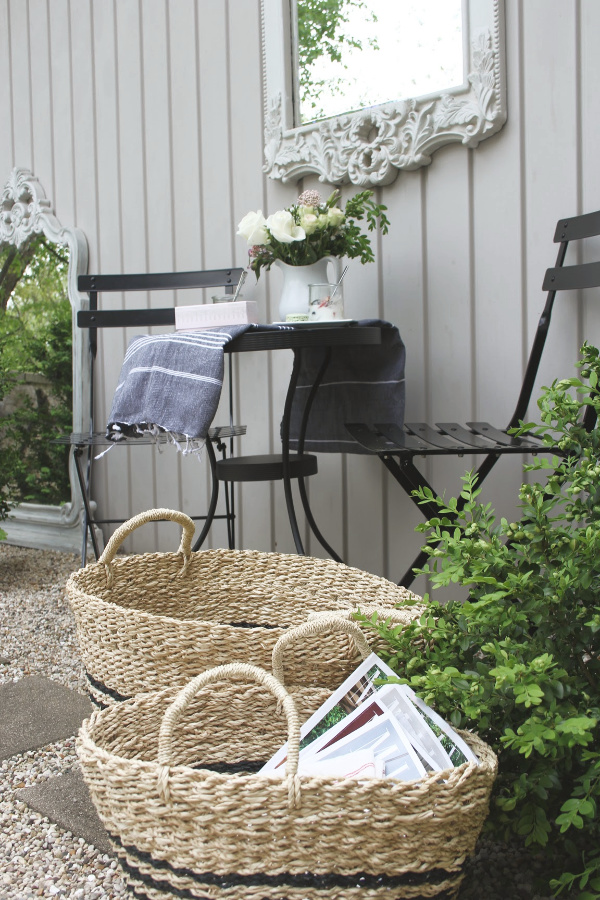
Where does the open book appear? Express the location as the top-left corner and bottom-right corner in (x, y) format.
(261, 652), (478, 780)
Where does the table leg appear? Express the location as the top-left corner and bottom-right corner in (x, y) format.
(281, 350), (306, 554)
(295, 347), (343, 562)
(281, 346), (343, 561)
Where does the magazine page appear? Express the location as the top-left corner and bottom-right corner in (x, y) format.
(260, 650), (479, 776)
(312, 710), (428, 782)
(400, 683), (479, 767)
(297, 749), (383, 779)
(298, 696), (386, 761)
(259, 652), (397, 774)
(375, 684), (452, 772)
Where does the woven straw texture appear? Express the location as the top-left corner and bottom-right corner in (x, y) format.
(66, 508), (423, 706)
(77, 631), (498, 900)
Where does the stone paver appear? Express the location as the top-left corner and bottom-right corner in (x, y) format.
(17, 769), (112, 854)
(0, 675), (92, 759)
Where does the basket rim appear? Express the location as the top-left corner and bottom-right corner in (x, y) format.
(78, 687), (498, 786)
(69, 546), (422, 593)
(67, 578), (405, 631)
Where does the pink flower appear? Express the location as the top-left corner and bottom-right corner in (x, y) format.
(297, 189), (322, 207)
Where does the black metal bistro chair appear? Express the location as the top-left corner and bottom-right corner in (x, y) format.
(346, 210), (600, 587)
(64, 267), (246, 565)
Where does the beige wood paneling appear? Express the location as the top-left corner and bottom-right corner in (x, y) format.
(0, 0), (13, 177)
(2, 0), (600, 585)
(8, 0), (32, 168)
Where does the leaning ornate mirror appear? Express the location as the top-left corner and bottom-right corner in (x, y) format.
(0, 167), (89, 553)
(262, 0), (507, 185)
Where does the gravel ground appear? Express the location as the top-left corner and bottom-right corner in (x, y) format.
(0, 542), (556, 899)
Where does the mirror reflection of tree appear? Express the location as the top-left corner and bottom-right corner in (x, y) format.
(296, 0), (463, 124)
(0, 235), (72, 510)
(297, 0), (379, 122)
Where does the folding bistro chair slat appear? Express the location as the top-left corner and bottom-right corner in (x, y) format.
(375, 422), (430, 452)
(344, 209), (600, 587)
(435, 423), (497, 450)
(466, 422), (544, 450)
(542, 261), (600, 292)
(404, 422), (465, 451)
(345, 423), (428, 454)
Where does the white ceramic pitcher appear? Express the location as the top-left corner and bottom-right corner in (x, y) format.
(275, 256), (342, 321)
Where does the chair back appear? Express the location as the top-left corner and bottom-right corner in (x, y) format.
(509, 211), (600, 430)
(77, 267), (244, 339)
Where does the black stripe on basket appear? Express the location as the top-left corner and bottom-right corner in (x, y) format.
(111, 832), (459, 895)
(85, 670), (132, 703)
(190, 760), (265, 774)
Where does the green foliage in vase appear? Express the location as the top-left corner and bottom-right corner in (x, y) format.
(0, 235), (72, 517)
(237, 188), (389, 279)
(355, 342), (600, 897)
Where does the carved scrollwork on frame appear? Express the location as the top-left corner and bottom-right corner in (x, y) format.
(261, 0), (507, 187)
(1, 167), (91, 553)
(0, 168), (55, 246)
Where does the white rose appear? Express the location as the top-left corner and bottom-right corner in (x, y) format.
(267, 209), (306, 243)
(237, 210), (270, 245)
(300, 211), (319, 235)
(327, 206), (345, 227)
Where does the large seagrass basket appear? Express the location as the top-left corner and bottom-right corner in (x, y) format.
(78, 619), (497, 900)
(66, 508), (423, 707)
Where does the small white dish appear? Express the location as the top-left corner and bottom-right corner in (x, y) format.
(272, 318), (356, 327)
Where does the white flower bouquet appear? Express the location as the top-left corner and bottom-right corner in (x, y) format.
(237, 189), (389, 278)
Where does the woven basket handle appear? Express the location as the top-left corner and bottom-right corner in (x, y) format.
(157, 663), (302, 807)
(271, 615), (371, 687)
(308, 605), (424, 626)
(98, 508), (195, 583)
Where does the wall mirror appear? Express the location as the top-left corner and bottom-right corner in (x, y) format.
(261, 0), (507, 185)
(0, 167), (90, 554)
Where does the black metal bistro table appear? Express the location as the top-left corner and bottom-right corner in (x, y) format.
(222, 321), (383, 558)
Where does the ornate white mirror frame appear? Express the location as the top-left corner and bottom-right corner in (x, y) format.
(261, 0), (507, 186)
(1, 167), (90, 554)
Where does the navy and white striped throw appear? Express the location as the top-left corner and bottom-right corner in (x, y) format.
(106, 325), (274, 451)
(287, 320), (406, 454)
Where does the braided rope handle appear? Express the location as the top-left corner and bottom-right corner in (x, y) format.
(308, 604), (425, 626)
(271, 615), (371, 687)
(98, 508), (195, 586)
(157, 663), (302, 807)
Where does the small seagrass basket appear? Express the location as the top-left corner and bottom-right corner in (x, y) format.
(66, 508), (423, 707)
(77, 617), (498, 900)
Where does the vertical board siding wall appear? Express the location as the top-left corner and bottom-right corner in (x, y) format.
(2, 0), (600, 591)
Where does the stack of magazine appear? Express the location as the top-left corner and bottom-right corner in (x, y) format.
(260, 652), (479, 781)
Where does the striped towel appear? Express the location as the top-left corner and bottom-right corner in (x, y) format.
(106, 324), (286, 452)
(288, 320), (406, 454)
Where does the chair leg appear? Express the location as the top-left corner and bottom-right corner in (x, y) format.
(192, 437), (220, 552)
(386, 451), (503, 588)
(380, 454), (442, 521)
(73, 445), (100, 566)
